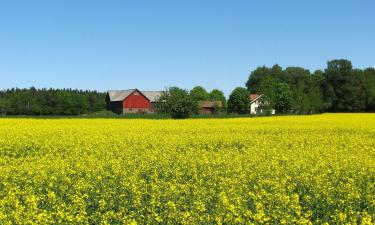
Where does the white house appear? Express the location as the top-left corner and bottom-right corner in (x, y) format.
(250, 94), (275, 115)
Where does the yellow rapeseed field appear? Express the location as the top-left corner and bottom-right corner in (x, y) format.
(0, 114), (374, 224)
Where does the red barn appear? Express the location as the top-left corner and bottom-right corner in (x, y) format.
(106, 89), (161, 114)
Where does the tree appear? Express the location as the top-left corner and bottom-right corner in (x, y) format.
(246, 66), (271, 93)
(227, 87), (250, 114)
(246, 64), (283, 93)
(190, 86), (209, 102)
(259, 76), (277, 108)
(0, 97), (10, 115)
(0, 87), (106, 115)
(306, 71), (324, 114)
(323, 59), (353, 112)
(209, 89), (227, 111)
(275, 82), (293, 113)
(363, 68), (375, 111)
(158, 87), (197, 119)
(246, 64), (328, 114)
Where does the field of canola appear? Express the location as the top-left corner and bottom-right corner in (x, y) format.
(0, 114), (374, 224)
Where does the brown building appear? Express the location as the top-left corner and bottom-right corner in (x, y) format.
(199, 101), (223, 114)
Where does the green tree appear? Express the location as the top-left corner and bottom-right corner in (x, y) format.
(158, 87), (197, 119)
(227, 87), (250, 114)
(259, 76), (277, 108)
(246, 66), (271, 93)
(190, 86), (209, 102)
(306, 71), (325, 113)
(0, 97), (10, 115)
(209, 89), (227, 111)
(363, 68), (375, 111)
(275, 82), (293, 113)
(246, 64), (283, 93)
(322, 59), (353, 112)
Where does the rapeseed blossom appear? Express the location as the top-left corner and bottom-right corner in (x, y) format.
(0, 114), (374, 224)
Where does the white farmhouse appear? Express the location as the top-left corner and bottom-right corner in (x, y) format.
(250, 94), (275, 115)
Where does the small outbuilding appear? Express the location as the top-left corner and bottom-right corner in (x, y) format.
(199, 101), (223, 114)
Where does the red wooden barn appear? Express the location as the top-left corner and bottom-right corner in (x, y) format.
(106, 89), (161, 114)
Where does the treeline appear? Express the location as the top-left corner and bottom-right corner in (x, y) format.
(0, 87), (106, 115)
(245, 59), (375, 114)
(1, 59), (374, 117)
(156, 87), (227, 119)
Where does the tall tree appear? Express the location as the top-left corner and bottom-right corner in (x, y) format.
(323, 59), (366, 112)
(246, 64), (283, 93)
(157, 87), (197, 119)
(259, 76), (277, 108)
(0, 97), (9, 115)
(209, 89), (227, 110)
(246, 66), (271, 93)
(275, 82), (293, 113)
(227, 87), (250, 114)
(190, 86), (209, 102)
(363, 68), (375, 111)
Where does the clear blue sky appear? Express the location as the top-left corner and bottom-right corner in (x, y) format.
(0, 0), (374, 96)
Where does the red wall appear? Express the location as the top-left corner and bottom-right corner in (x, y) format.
(123, 91), (150, 109)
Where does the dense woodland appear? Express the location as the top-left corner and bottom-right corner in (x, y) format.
(0, 59), (374, 116)
(244, 59), (375, 114)
(0, 88), (106, 115)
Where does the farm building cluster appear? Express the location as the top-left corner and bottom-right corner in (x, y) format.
(106, 89), (274, 115)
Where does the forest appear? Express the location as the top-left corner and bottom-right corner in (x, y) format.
(244, 59), (375, 114)
(0, 88), (106, 115)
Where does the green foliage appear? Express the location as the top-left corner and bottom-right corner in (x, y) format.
(227, 87), (250, 114)
(246, 65), (282, 94)
(0, 87), (106, 115)
(209, 89), (227, 111)
(157, 87), (197, 119)
(190, 86), (209, 102)
(275, 82), (293, 113)
(259, 76), (277, 108)
(247, 65), (325, 114)
(363, 68), (375, 111)
(246, 59), (375, 114)
(322, 59), (375, 112)
(323, 59), (353, 111)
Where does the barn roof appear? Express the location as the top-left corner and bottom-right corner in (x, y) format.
(107, 89), (136, 101)
(107, 89), (162, 102)
(142, 91), (162, 102)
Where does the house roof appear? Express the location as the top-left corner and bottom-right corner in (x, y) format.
(107, 89), (162, 102)
(250, 94), (264, 103)
(199, 101), (222, 108)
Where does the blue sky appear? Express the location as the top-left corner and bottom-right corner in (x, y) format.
(0, 0), (374, 96)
